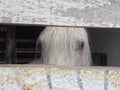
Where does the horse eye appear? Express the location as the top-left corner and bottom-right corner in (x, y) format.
(81, 42), (84, 49)
(75, 40), (84, 51)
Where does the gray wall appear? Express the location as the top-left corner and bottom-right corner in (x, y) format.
(88, 28), (120, 66)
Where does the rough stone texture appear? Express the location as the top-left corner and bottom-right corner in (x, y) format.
(0, 0), (120, 28)
(0, 65), (120, 90)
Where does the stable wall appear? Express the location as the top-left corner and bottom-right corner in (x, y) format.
(89, 28), (120, 66)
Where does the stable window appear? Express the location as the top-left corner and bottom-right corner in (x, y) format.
(0, 26), (120, 66)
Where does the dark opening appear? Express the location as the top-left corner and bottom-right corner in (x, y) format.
(0, 25), (45, 64)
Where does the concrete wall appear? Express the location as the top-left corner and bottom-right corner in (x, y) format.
(89, 28), (120, 66)
(0, 0), (120, 28)
(0, 65), (120, 90)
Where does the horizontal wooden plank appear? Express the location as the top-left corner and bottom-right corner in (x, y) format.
(0, 0), (120, 28)
(0, 64), (120, 90)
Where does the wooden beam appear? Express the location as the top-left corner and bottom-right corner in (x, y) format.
(0, 0), (119, 28)
(5, 26), (16, 64)
(0, 65), (120, 89)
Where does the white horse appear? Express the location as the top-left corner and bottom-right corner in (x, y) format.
(30, 27), (91, 66)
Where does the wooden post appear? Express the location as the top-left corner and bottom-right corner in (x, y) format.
(5, 26), (16, 64)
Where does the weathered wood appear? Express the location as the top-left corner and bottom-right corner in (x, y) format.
(0, 0), (119, 28)
(0, 65), (120, 90)
(5, 26), (16, 64)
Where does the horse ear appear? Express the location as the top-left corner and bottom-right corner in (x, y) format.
(75, 40), (84, 51)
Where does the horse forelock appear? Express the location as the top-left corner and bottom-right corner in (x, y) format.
(35, 27), (91, 66)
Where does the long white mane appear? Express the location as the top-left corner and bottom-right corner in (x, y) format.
(31, 27), (91, 66)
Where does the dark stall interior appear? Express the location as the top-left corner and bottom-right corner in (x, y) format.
(0, 25), (45, 64)
(1, 26), (120, 66)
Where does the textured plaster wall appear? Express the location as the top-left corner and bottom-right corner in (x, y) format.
(0, 65), (120, 90)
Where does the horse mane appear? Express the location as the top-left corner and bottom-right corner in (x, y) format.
(31, 27), (91, 66)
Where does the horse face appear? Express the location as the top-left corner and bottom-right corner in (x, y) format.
(35, 27), (91, 66)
